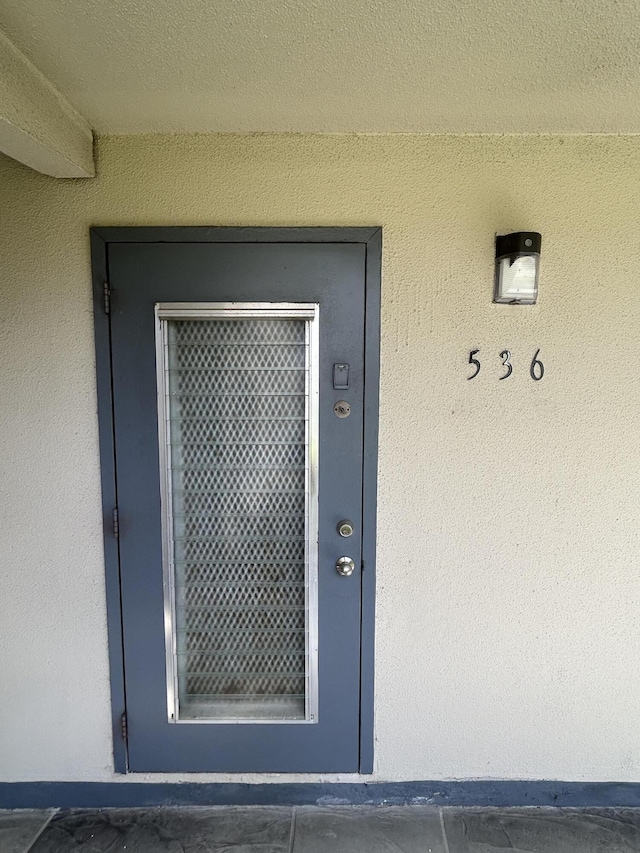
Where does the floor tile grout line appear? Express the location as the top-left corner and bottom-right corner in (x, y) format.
(287, 805), (297, 853)
(20, 809), (58, 853)
(438, 807), (451, 853)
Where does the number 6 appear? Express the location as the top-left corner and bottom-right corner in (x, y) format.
(530, 349), (544, 381)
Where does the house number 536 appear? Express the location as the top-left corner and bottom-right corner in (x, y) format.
(467, 349), (544, 381)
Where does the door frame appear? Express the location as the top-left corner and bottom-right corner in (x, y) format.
(91, 226), (381, 774)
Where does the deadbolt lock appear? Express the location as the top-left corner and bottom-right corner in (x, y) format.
(336, 556), (355, 577)
(337, 520), (354, 538)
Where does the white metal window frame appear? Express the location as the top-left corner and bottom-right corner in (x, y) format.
(155, 302), (320, 725)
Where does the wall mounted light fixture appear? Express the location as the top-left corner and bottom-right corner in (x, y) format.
(494, 232), (541, 305)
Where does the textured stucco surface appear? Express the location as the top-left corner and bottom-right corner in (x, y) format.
(2, 0), (640, 134)
(1, 133), (640, 783)
(0, 27), (93, 176)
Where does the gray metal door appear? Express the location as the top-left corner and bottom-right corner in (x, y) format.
(101, 235), (377, 773)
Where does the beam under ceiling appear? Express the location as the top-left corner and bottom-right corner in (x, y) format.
(0, 27), (94, 178)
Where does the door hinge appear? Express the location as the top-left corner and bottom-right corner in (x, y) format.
(112, 507), (119, 539)
(120, 711), (128, 742)
(103, 280), (111, 315)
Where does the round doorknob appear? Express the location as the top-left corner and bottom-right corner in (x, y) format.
(337, 520), (354, 538)
(336, 556), (355, 577)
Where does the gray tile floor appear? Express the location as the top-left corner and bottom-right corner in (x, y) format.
(2, 805), (640, 852)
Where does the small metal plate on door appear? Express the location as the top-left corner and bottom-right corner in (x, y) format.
(333, 363), (350, 390)
(334, 401), (351, 418)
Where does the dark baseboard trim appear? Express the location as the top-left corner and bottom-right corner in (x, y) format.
(2, 781), (640, 809)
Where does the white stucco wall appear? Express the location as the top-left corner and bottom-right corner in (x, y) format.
(1, 133), (640, 784)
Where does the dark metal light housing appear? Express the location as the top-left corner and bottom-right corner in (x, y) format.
(494, 232), (541, 304)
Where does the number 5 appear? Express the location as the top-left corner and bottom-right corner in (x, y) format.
(467, 349), (480, 380)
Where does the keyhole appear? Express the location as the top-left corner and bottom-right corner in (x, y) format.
(334, 401), (351, 418)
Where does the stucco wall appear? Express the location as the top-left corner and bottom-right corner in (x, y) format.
(2, 133), (640, 784)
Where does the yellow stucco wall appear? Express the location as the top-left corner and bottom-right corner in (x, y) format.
(2, 133), (640, 782)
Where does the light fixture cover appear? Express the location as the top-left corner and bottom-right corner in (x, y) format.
(494, 232), (541, 304)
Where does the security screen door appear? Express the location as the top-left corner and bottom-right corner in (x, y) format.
(100, 233), (378, 773)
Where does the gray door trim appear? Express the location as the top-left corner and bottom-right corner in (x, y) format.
(91, 226), (381, 775)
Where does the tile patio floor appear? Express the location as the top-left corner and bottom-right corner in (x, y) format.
(2, 805), (640, 852)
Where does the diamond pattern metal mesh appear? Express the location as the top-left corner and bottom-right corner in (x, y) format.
(164, 318), (309, 720)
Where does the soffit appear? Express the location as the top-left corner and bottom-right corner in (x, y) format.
(1, 0), (638, 133)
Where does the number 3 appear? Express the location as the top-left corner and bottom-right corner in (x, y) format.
(467, 349), (480, 380)
(499, 350), (512, 380)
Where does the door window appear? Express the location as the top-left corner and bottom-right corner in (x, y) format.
(156, 304), (319, 723)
